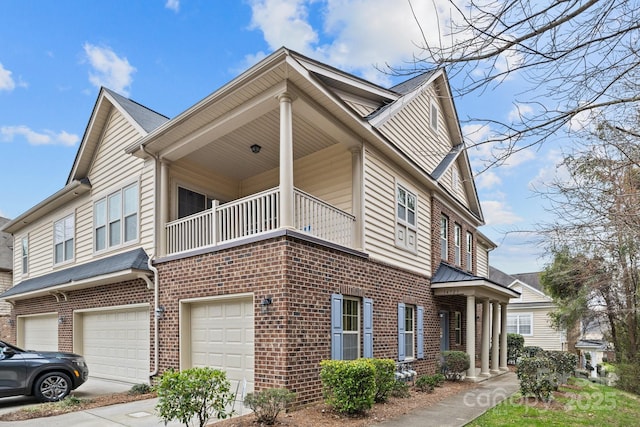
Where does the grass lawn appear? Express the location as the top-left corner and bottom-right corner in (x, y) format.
(467, 378), (640, 426)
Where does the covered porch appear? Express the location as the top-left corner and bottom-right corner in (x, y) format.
(432, 263), (520, 381)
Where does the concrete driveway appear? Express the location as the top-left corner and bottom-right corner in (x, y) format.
(0, 377), (132, 416)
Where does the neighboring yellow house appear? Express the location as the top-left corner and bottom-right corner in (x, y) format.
(0, 217), (12, 341)
(490, 267), (566, 351)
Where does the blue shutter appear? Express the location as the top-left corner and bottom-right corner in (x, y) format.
(331, 294), (343, 360)
(398, 303), (405, 361)
(363, 297), (373, 358)
(417, 305), (424, 359)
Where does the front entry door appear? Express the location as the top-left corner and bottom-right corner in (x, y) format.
(439, 311), (449, 351)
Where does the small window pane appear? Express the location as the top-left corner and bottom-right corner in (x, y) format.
(109, 220), (121, 246)
(55, 243), (63, 264)
(124, 214), (137, 242)
(343, 334), (358, 360)
(64, 239), (74, 260)
(54, 221), (64, 244)
(407, 194), (415, 211)
(108, 193), (121, 221)
(123, 185), (137, 216)
(94, 199), (106, 226)
(398, 205), (406, 221)
(95, 226), (106, 251)
(407, 210), (415, 226)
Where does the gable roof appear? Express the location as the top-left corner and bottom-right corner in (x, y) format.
(432, 262), (520, 301)
(0, 248), (151, 301)
(489, 266), (549, 300)
(67, 88), (169, 183)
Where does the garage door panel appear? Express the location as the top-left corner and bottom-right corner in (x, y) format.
(82, 308), (149, 384)
(22, 315), (58, 351)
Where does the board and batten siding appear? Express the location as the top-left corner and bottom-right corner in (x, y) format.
(363, 146), (431, 276)
(375, 85), (452, 177)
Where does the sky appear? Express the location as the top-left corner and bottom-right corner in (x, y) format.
(0, 0), (561, 274)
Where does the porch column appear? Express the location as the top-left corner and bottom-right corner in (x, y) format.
(466, 294), (476, 379)
(350, 147), (363, 250)
(159, 159), (170, 256)
(500, 302), (508, 370)
(481, 299), (490, 376)
(491, 301), (500, 373)
(279, 92), (294, 229)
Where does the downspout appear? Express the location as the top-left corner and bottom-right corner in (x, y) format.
(139, 144), (161, 380)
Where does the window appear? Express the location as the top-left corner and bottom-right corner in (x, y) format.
(94, 183), (138, 251)
(396, 184), (417, 252)
(404, 305), (415, 359)
(440, 215), (448, 260)
(54, 214), (74, 264)
(398, 303), (424, 361)
(430, 101), (438, 131)
(331, 294), (373, 360)
(466, 232), (473, 270)
(507, 313), (533, 336)
(454, 311), (462, 345)
(21, 236), (28, 275)
(178, 186), (214, 219)
(454, 224), (461, 265)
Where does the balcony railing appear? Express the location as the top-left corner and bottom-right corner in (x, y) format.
(165, 187), (355, 255)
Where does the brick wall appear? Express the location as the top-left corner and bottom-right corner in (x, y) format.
(431, 197), (477, 275)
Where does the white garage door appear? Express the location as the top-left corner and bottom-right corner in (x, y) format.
(81, 307), (149, 384)
(21, 314), (58, 351)
(190, 297), (254, 395)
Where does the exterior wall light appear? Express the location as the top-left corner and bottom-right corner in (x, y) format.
(260, 296), (272, 314)
(250, 144), (262, 154)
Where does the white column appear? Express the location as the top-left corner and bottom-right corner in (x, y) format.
(278, 92), (294, 229)
(350, 147), (363, 250)
(466, 294), (476, 379)
(500, 302), (508, 370)
(159, 159), (170, 256)
(481, 299), (490, 376)
(491, 301), (500, 373)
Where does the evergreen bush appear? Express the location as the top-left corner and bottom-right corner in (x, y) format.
(441, 351), (470, 381)
(319, 359), (376, 414)
(244, 388), (296, 425)
(507, 333), (524, 364)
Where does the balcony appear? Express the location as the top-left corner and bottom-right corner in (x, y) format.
(165, 187), (355, 255)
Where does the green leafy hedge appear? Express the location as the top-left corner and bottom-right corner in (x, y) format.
(319, 359), (376, 414)
(370, 358), (397, 403)
(244, 388), (296, 425)
(441, 351), (470, 381)
(516, 356), (555, 401)
(507, 333), (524, 364)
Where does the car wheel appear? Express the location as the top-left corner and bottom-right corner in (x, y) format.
(34, 372), (72, 402)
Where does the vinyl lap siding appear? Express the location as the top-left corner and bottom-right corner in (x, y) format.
(510, 307), (563, 351)
(363, 147), (431, 276)
(376, 86), (451, 176)
(476, 243), (489, 277)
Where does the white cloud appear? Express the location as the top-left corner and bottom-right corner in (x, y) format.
(508, 103), (533, 123)
(165, 0), (179, 12)
(245, 0), (457, 85)
(1, 125), (79, 146)
(481, 200), (522, 226)
(83, 43), (136, 96)
(0, 63), (16, 91)
(475, 170), (501, 190)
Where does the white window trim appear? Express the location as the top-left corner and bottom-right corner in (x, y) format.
(53, 213), (75, 265)
(430, 101), (439, 131)
(21, 236), (28, 276)
(454, 224), (461, 266)
(395, 181), (418, 253)
(172, 180), (224, 221)
(466, 232), (473, 270)
(441, 215), (449, 260)
(454, 311), (462, 345)
(507, 312), (533, 336)
(93, 180), (140, 254)
(404, 305), (415, 360)
(342, 297), (361, 361)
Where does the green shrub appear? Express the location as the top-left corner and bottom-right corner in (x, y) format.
(516, 356), (554, 401)
(441, 351), (470, 381)
(616, 360), (640, 395)
(523, 346), (544, 357)
(545, 351), (578, 387)
(129, 383), (152, 395)
(389, 380), (411, 398)
(415, 374), (444, 393)
(244, 388), (296, 425)
(155, 367), (234, 427)
(370, 359), (396, 403)
(319, 359), (376, 414)
(507, 333), (524, 364)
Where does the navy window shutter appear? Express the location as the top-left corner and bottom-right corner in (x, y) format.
(363, 297), (373, 358)
(331, 293), (343, 360)
(398, 303), (406, 361)
(417, 305), (424, 359)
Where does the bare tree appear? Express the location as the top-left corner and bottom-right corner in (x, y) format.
(405, 0), (640, 166)
(537, 123), (640, 362)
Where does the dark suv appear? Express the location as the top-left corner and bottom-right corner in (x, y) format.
(0, 340), (89, 402)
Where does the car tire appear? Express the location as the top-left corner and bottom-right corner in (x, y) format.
(34, 372), (72, 402)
